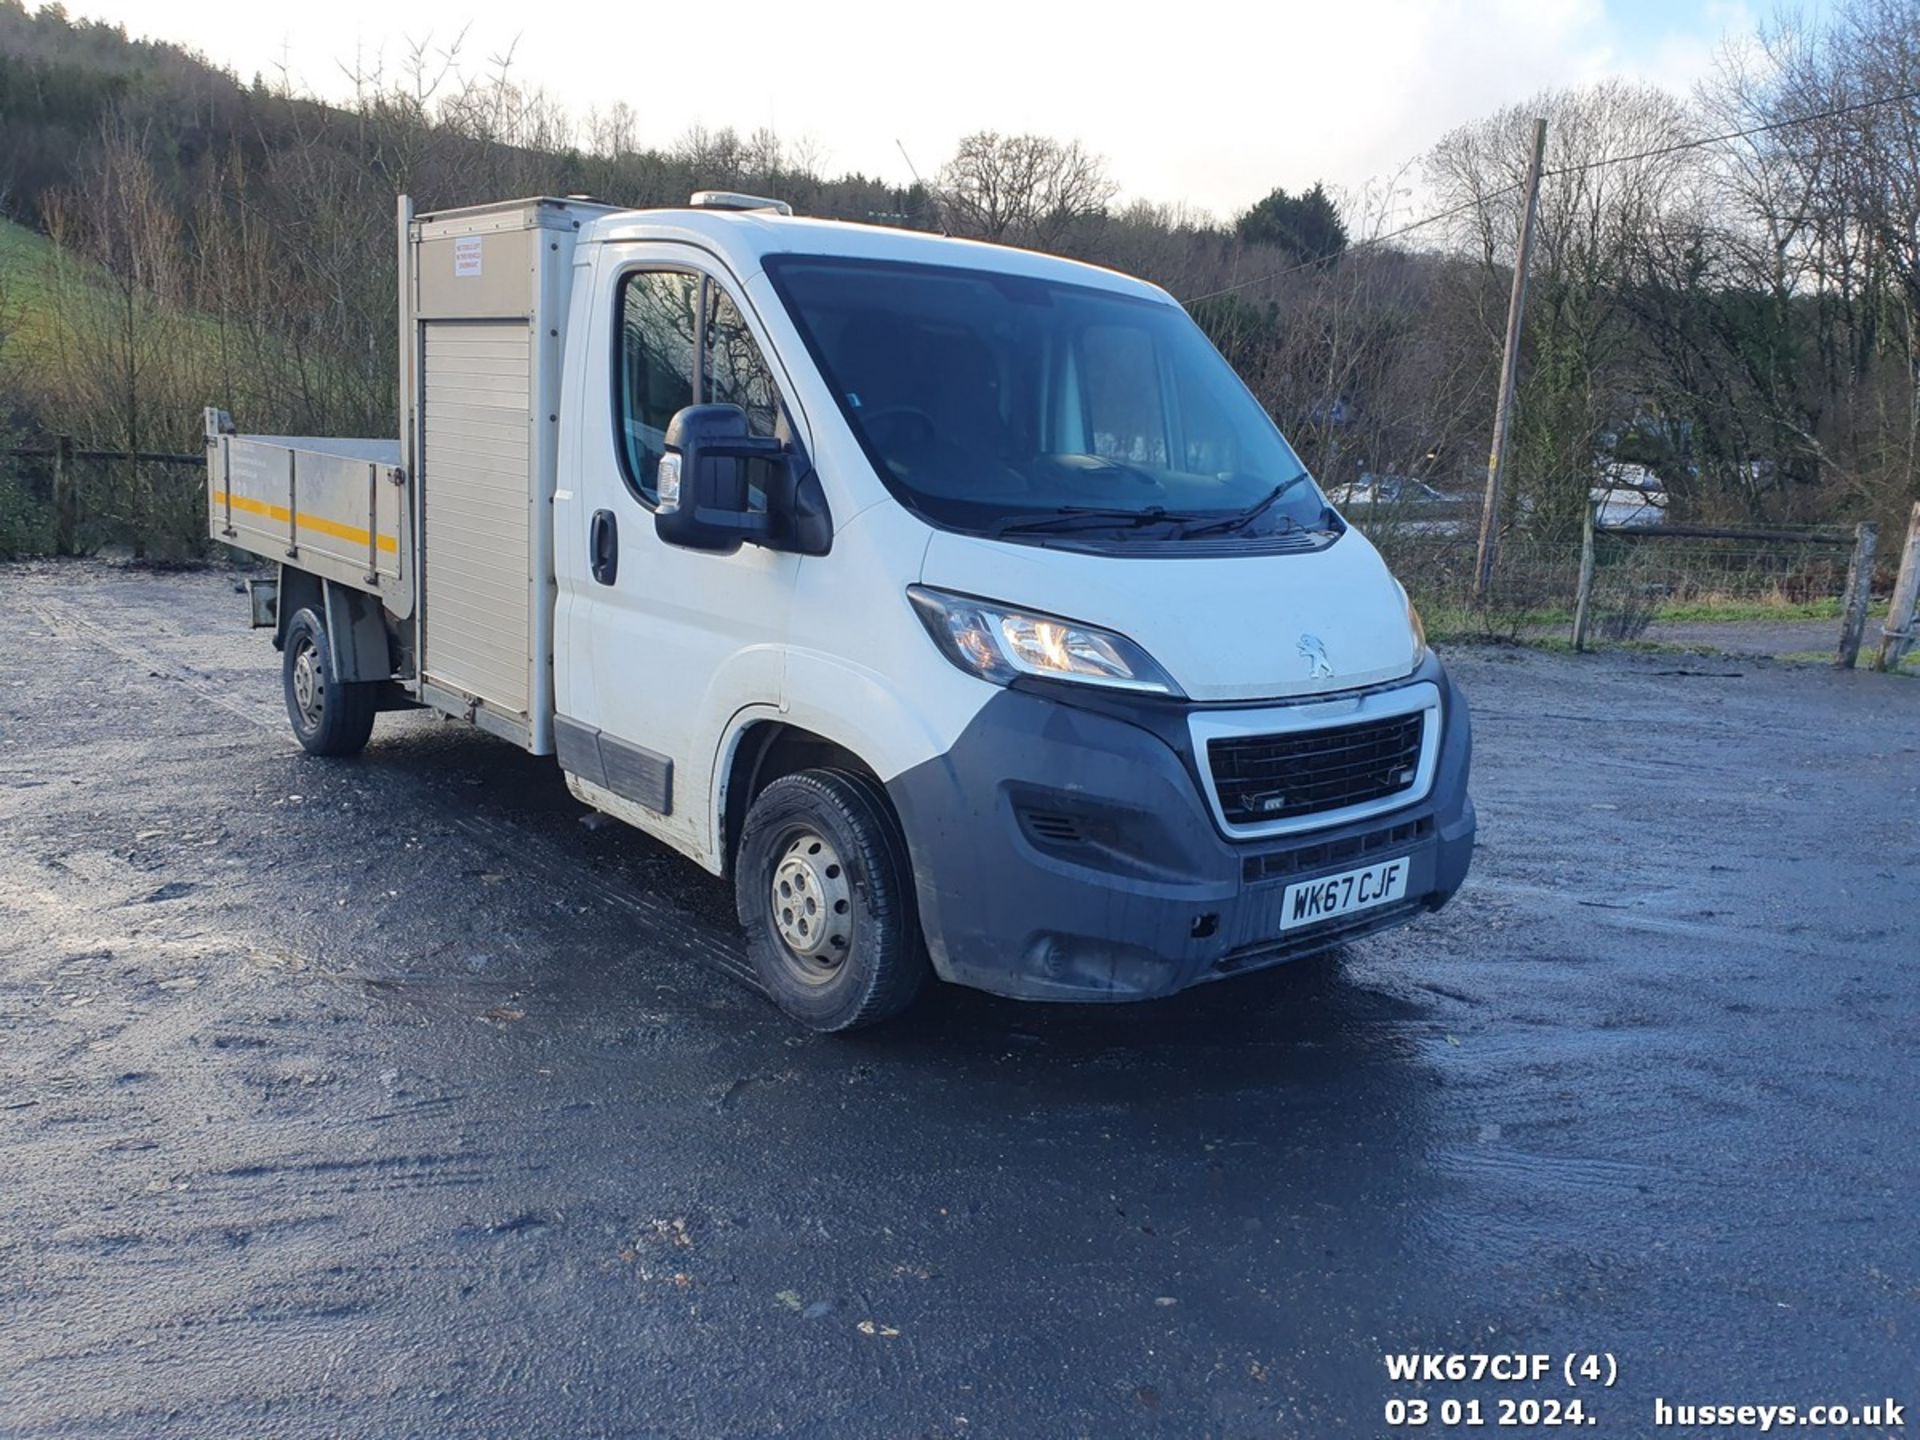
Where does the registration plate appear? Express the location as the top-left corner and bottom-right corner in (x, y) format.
(1280, 857), (1410, 931)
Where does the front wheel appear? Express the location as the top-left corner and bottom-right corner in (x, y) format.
(281, 606), (377, 757)
(735, 769), (929, 1032)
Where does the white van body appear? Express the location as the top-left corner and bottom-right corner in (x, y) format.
(207, 195), (1474, 1029)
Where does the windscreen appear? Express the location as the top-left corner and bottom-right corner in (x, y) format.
(763, 256), (1333, 548)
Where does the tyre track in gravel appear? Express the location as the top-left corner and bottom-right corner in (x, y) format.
(21, 592), (291, 739)
(19, 581), (762, 993)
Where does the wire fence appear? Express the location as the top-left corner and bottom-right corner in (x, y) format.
(0, 438), (207, 561)
(1362, 509), (1586, 636)
(1357, 495), (1901, 664)
(1579, 527), (1862, 640)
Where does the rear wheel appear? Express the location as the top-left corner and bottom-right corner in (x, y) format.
(735, 768), (929, 1032)
(281, 606), (377, 757)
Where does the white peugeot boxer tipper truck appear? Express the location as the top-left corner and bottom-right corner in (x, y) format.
(206, 192), (1474, 1031)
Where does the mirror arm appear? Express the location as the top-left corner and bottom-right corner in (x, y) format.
(775, 461), (832, 557)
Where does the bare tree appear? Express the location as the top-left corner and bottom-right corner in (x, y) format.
(42, 118), (200, 554)
(1426, 82), (1698, 534)
(585, 101), (640, 159)
(937, 132), (1117, 250)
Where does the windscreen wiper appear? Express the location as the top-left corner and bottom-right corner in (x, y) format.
(991, 505), (1206, 538)
(1175, 472), (1319, 538)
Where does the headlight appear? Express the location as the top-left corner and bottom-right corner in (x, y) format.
(1401, 584), (1428, 663)
(907, 586), (1183, 696)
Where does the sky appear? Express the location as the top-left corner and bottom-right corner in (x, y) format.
(55, 0), (1788, 219)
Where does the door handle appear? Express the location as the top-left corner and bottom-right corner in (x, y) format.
(589, 509), (618, 585)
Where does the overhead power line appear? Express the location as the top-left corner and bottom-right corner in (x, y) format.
(1540, 82), (1920, 179)
(1178, 82), (1920, 306)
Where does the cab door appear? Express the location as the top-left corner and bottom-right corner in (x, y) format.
(553, 245), (804, 866)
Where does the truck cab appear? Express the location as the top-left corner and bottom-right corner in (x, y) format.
(209, 193), (1474, 1031)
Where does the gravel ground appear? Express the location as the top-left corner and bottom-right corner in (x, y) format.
(2, 561), (1916, 1439)
(1636, 616), (1863, 659)
(1519, 613), (1919, 665)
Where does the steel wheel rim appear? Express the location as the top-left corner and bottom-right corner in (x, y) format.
(291, 636), (324, 729)
(770, 829), (853, 983)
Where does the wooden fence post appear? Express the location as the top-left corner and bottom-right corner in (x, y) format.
(1835, 521), (1878, 669)
(1571, 500), (1598, 653)
(128, 447), (147, 563)
(52, 434), (76, 556)
(1872, 501), (1920, 672)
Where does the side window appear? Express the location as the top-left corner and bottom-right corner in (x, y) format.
(617, 271), (700, 502)
(706, 287), (782, 439)
(617, 271), (787, 505)
(1080, 323), (1168, 467)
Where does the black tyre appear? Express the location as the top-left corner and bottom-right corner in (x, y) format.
(281, 606), (377, 757)
(735, 768), (929, 1032)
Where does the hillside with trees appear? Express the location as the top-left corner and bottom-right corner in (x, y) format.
(2, 0), (1917, 564)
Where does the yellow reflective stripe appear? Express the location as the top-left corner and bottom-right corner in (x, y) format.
(219, 490), (289, 524)
(214, 490), (398, 555)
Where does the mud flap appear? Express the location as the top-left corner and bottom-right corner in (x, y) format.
(321, 578), (393, 683)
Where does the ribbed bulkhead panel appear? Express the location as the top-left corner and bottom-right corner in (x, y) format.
(421, 320), (532, 715)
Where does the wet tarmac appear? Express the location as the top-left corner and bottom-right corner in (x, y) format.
(1, 561), (1916, 1438)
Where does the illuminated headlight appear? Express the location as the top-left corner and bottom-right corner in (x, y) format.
(1400, 583), (1428, 663)
(907, 586), (1183, 696)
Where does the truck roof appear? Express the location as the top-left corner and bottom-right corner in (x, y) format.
(582, 205), (1170, 304)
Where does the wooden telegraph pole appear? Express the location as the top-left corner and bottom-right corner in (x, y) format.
(1473, 117), (1549, 606)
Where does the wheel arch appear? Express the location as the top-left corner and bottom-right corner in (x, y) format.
(272, 568), (392, 686)
(273, 565), (323, 652)
(717, 718), (877, 877)
(708, 653), (984, 877)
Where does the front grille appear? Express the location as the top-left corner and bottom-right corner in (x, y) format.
(1208, 711), (1424, 827)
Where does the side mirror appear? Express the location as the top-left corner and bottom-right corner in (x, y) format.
(654, 404), (780, 553)
(655, 403), (832, 557)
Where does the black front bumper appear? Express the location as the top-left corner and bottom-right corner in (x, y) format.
(886, 654), (1475, 1002)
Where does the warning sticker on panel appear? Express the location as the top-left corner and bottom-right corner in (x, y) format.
(454, 236), (482, 278)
